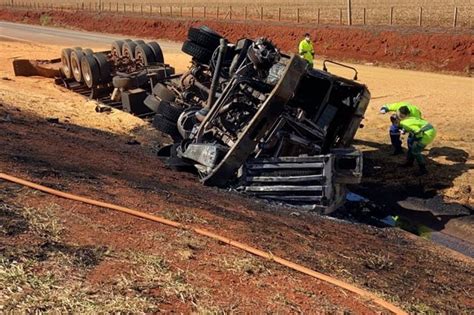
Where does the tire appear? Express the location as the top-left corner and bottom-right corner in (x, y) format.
(200, 25), (221, 36)
(60, 48), (73, 79)
(143, 95), (161, 112)
(156, 100), (184, 122)
(70, 49), (86, 82)
(135, 44), (155, 66)
(81, 54), (100, 88)
(134, 39), (146, 46)
(94, 53), (112, 83)
(123, 39), (133, 43)
(111, 40), (124, 58)
(147, 42), (164, 64)
(83, 48), (94, 55)
(152, 114), (181, 140)
(152, 83), (176, 102)
(188, 27), (222, 50)
(181, 40), (213, 64)
(122, 41), (137, 60)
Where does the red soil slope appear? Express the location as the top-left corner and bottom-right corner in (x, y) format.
(0, 8), (472, 74)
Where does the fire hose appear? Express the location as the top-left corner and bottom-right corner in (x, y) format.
(0, 172), (407, 314)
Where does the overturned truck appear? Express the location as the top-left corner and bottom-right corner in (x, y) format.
(155, 28), (370, 213)
(15, 26), (370, 213)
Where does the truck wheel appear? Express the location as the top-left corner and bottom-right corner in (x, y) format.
(156, 100), (184, 122)
(60, 48), (73, 79)
(81, 54), (100, 88)
(83, 48), (94, 55)
(134, 39), (146, 46)
(122, 41), (137, 60)
(188, 27), (222, 50)
(181, 40), (213, 64)
(200, 25), (221, 36)
(152, 114), (182, 141)
(94, 53), (112, 83)
(111, 40), (124, 58)
(70, 49), (86, 82)
(153, 83), (176, 102)
(147, 42), (164, 63)
(135, 44), (155, 66)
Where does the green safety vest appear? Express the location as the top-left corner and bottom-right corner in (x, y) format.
(385, 102), (422, 119)
(399, 117), (436, 146)
(299, 39), (314, 65)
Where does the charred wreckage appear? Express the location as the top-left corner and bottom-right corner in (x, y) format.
(13, 26), (370, 213)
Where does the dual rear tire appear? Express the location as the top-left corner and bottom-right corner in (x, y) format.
(111, 39), (164, 65)
(81, 53), (112, 88)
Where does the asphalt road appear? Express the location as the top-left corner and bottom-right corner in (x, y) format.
(0, 21), (182, 53)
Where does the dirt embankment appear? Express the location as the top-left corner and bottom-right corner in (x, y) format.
(1, 96), (473, 313)
(0, 8), (472, 74)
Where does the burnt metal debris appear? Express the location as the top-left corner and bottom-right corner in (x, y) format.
(14, 26), (370, 214)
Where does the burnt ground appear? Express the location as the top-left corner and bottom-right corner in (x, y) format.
(0, 96), (473, 312)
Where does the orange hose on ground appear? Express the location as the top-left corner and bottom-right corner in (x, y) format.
(0, 172), (407, 314)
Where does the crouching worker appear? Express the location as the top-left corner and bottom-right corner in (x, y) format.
(380, 102), (422, 155)
(398, 116), (436, 176)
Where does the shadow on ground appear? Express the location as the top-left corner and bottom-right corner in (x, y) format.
(346, 139), (473, 238)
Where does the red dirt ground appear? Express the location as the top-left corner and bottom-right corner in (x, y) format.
(0, 8), (472, 74)
(1, 93), (473, 312)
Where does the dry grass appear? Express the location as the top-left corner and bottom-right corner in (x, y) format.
(361, 251), (394, 271)
(21, 204), (64, 242)
(220, 255), (268, 275)
(7, 0), (471, 6)
(123, 251), (226, 311)
(0, 257), (159, 312)
(0, 201), (158, 312)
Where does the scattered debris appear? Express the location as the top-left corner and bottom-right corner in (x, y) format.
(0, 114), (12, 123)
(46, 117), (59, 124)
(95, 104), (112, 113)
(126, 139), (141, 145)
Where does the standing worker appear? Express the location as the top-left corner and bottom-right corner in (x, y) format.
(398, 115), (436, 176)
(299, 33), (315, 67)
(380, 102), (422, 155)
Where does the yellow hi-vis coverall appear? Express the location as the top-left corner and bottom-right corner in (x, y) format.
(382, 102), (422, 119)
(400, 117), (436, 166)
(298, 39), (314, 66)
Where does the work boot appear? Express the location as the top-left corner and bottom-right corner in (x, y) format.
(415, 164), (428, 176)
